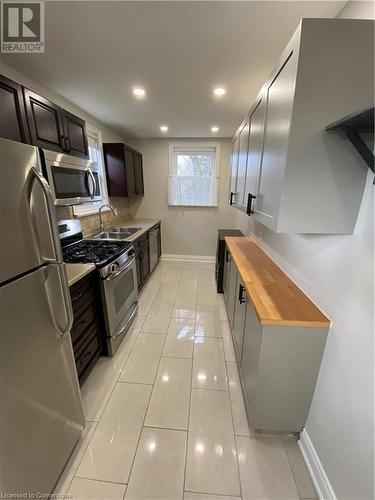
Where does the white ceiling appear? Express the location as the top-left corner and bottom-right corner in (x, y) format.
(1, 1), (346, 138)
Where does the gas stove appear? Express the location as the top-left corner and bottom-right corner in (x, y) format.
(62, 239), (130, 267)
(58, 218), (130, 269)
(58, 218), (138, 357)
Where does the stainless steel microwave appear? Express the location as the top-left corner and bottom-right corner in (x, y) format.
(42, 149), (103, 206)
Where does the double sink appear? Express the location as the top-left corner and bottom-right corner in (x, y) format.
(91, 226), (142, 241)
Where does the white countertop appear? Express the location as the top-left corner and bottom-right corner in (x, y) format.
(65, 263), (96, 287)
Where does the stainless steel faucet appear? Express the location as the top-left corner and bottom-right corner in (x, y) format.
(98, 204), (118, 232)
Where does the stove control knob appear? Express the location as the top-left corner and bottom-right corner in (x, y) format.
(111, 263), (119, 273)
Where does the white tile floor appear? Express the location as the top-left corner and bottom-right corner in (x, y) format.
(55, 260), (318, 500)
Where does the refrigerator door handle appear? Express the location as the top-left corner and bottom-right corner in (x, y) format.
(46, 264), (74, 338)
(28, 167), (63, 264)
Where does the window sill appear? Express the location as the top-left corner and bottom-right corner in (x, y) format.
(168, 204), (218, 208)
(73, 204), (110, 217)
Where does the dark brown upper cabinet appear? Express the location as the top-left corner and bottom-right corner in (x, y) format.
(23, 88), (66, 152)
(23, 88), (89, 158)
(103, 143), (144, 197)
(62, 110), (89, 159)
(0, 75), (30, 144)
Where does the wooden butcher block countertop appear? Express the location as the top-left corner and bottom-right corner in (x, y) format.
(225, 237), (330, 329)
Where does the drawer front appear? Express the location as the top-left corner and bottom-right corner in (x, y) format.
(71, 303), (96, 345)
(70, 277), (95, 315)
(76, 334), (100, 378)
(73, 323), (99, 361)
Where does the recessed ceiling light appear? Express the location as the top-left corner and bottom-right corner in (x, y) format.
(213, 87), (226, 96)
(132, 87), (146, 98)
(211, 126), (219, 133)
(160, 125), (168, 132)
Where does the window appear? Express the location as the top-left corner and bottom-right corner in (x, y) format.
(73, 125), (109, 216)
(168, 143), (220, 207)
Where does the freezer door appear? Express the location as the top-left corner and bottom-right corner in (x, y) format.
(0, 139), (62, 284)
(0, 265), (85, 495)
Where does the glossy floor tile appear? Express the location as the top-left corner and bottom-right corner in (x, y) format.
(227, 362), (250, 436)
(192, 337), (227, 391)
(119, 334), (165, 384)
(54, 422), (97, 495)
(58, 260), (315, 500)
(141, 302), (174, 333)
(163, 318), (195, 359)
(283, 436), (318, 499)
(68, 477), (126, 500)
(236, 435), (300, 500)
(77, 383), (151, 484)
(195, 305), (222, 338)
(145, 356), (192, 430)
(125, 427), (187, 500)
(186, 389), (241, 496)
(153, 282), (179, 304)
(173, 293), (197, 319)
(184, 493), (241, 500)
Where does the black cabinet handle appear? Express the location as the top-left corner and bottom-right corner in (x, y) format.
(230, 192), (236, 205)
(60, 134), (67, 151)
(246, 193), (257, 216)
(238, 284), (246, 304)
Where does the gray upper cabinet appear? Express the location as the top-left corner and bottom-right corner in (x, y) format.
(256, 51), (297, 226)
(229, 134), (240, 206)
(229, 19), (374, 234)
(244, 94), (267, 216)
(234, 120), (250, 209)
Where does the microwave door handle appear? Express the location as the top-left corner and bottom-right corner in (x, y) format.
(86, 168), (97, 199)
(28, 167), (63, 264)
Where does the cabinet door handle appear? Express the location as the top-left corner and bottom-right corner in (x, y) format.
(65, 136), (72, 153)
(246, 193), (257, 216)
(60, 134), (67, 151)
(230, 191), (236, 205)
(238, 284), (246, 304)
(225, 250), (231, 262)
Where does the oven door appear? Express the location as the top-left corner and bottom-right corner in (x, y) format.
(101, 256), (138, 339)
(43, 149), (102, 206)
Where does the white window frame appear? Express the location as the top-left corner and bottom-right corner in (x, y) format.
(168, 142), (221, 208)
(73, 125), (110, 217)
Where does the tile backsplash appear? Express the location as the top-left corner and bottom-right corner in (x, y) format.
(56, 197), (131, 236)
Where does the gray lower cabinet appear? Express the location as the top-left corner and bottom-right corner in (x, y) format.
(226, 259), (237, 329)
(225, 247), (329, 433)
(222, 248), (231, 304)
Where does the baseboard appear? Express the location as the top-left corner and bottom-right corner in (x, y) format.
(298, 429), (337, 500)
(161, 254), (215, 262)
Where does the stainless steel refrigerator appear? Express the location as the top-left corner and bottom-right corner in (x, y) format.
(0, 139), (85, 494)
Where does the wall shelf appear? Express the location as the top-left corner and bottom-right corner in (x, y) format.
(325, 107), (374, 174)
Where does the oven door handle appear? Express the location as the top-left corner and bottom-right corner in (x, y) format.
(105, 256), (135, 281)
(86, 168), (97, 199)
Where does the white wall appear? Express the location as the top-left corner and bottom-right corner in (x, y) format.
(233, 3), (374, 498)
(127, 138), (236, 257)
